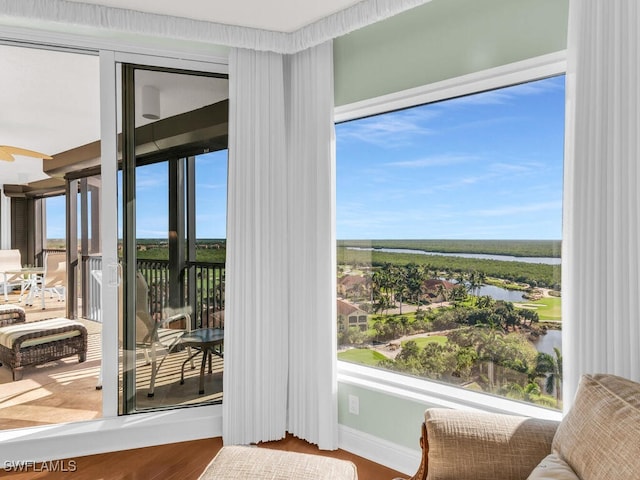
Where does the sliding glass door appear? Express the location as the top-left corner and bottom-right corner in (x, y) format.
(118, 64), (228, 414)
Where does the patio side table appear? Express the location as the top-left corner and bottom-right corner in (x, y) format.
(179, 328), (224, 394)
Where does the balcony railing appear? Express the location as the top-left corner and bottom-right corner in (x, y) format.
(82, 255), (225, 329)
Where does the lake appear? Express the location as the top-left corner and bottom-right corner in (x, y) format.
(474, 284), (527, 302)
(532, 328), (562, 355)
(346, 246), (561, 265)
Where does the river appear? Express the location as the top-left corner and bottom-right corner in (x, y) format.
(346, 246), (561, 265)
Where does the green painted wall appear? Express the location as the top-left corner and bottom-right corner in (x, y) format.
(333, 0), (569, 106)
(338, 382), (431, 451)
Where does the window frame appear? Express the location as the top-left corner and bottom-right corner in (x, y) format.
(335, 50), (566, 421)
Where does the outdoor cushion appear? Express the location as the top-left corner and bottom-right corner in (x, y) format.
(0, 317), (84, 349)
(551, 373), (640, 480)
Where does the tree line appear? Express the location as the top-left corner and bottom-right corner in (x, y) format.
(338, 247), (560, 289)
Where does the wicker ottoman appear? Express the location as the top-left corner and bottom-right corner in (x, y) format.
(198, 446), (358, 480)
(0, 317), (88, 381)
(0, 304), (25, 325)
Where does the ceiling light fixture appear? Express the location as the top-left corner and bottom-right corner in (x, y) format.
(141, 85), (160, 120)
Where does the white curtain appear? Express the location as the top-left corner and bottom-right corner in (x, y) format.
(285, 42), (337, 450)
(223, 48), (289, 444)
(224, 42), (337, 448)
(563, 0), (640, 409)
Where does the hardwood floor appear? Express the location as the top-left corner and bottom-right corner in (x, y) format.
(0, 435), (406, 480)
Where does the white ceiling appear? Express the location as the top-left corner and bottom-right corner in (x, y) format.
(0, 46), (100, 185)
(66, 0), (364, 33)
(0, 0), (365, 186)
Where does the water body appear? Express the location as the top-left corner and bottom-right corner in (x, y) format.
(474, 284), (527, 302)
(346, 247), (561, 265)
(532, 328), (562, 355)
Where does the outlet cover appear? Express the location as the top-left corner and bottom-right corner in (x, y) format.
(348, 394), (359, 415)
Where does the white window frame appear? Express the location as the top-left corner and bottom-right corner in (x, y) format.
(335, 50), (567, 422)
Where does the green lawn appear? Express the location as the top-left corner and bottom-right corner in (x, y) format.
(338, 348), (387, 365)
(403, 335), (448, 349)
(517, 296), (561, 321)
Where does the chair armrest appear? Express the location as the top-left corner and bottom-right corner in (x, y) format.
(416, 408), (559, 480)
(157, 312), (192, 330)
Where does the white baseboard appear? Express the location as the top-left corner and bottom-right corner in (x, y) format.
(0, 405), (223, 463)
(338, 425), (420, 476)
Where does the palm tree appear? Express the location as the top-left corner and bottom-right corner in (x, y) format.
(372, 268), (393, 314)
(468, 270), (484, 296)
(519, 308), (539, 327)
(536, 347), (563, 404)
(435, 283), (448, 302)
(373, 318), (385, 342)
(399, 315), (409, 336)
(472, 323), (505, 390)
(476, 295), (494, 309)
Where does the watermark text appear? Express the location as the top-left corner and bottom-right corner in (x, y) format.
(4, 460), (78, 473)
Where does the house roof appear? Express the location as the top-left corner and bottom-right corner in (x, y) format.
(337, 299), (361, 316)
(423, 279), (455, 291)
(338, 275), (369, 288)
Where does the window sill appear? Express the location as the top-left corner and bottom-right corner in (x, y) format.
(337, 361), (562, 422)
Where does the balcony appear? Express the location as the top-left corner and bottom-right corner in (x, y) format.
(0, 254), (225, 431)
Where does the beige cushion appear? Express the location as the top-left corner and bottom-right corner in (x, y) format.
(552, 374), (640, 480)
(198, 445), (358, 480)
(527, 453), (579, 480)
(424, 408), (558, 480)
(0, 318), (83, 349)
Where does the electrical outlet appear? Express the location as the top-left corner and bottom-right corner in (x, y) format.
(348, 394), (359, 415)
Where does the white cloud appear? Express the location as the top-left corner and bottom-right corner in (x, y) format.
(338, 109), (438, 147)
(386, 153), (477, 168)
(196, 182), (225, 190)
(474, 200), (562, 217)
(136, 172), (167, 190)
(446, 76), (564, 108)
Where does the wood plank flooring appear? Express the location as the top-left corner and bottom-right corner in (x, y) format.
(0, 434), (406, 480)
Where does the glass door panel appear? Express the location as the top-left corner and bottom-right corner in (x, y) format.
(118, 65), (228, 414)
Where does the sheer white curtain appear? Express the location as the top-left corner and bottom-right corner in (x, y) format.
(563, 0), (640, 408)
(285, 41), (337, 450)
(224, 42), (337, 448)
(223, 48), (289, 445)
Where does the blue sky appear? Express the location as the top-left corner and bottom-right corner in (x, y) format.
(46, 150), (228, 240)
(47, 75), (564, 242)
(131, 151), (228, 239)
(336, 75), (565, 240)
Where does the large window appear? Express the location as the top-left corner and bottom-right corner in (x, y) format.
(336, 75), (564, 410)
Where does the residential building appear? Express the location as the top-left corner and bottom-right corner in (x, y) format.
(337, 299), (368, 333)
